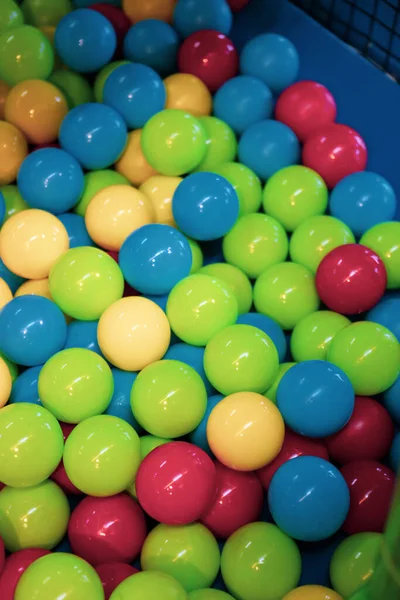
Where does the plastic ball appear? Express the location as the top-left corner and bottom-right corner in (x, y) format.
(0, 548), (51, 600)
(367, 293), (400, 342)
(124, 19), (179, 76)
(140, 175), (181, 226)
(109, 571), (187, 600)
(389, 431), (400, 472)
(0, 185), (28, 222)
(290, 311), (350, 362)
(0, 355), (12, 408)
(0, 259), (24, 294)
(360, 221), (400, 289)
(0, 277), (12, 311)
(0, 480), (69, 551)
(302, 124), (367, 189)
(75, 169), (129, 217)
(213, 162), (261, 216)
(142, 109), (207, 176)
(90, 3), (131, 55)
(49, 68), (94, 108)
(166, 274), (238, 346)
(122, 0), (177, 24)
(383, 374), (400, 425)
(0, 121), (28, 186)
(194, 119), (236, 175)
(14, 278), (52, 301)
(164, 73), (212, 117)
(115, 129), (158, 186)
(95, 563), (139, 600)
(213, 75), (272, 135)
(104, 369), (140, 431)
(189, 591), (234, 600)
(0, 80), (9, 119)
(198, 263), (252, 315)
(50, 422), (81, 495)
(59, 102), (128, 170)
(237, 312), (286, 363)
(0, 350), (18, 383)
(221, 522), (301, 600)
(0, 25), (54, 86)
(327, 321), (399, 396)
(93, 60), (129, 103)
(98, 296), (171, 371)
(0, 1), (23, 35)
(58, 213), (93, 248)
(187, 393), (223, 453)
(282, 586), (343, 600)
(189, 238), (203, 273)
(173, 0), (233, 37)
(340, 460), (395, 534)
(21, 0), (72, 27)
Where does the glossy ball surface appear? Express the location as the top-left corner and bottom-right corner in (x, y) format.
(173, 0), (233, 38)
(0, 25), (54, 86)
(236, 312), (287, 363)
(213, 162), (261, 215)
(290, 310), (350, 362)
(95, 563), (139, 600)
(199, 263), (252, 315)
(367, 293), (400, 342)
(164, 73), (212, 117)
(195, 117), (237, 173)
(108, 570), (187, 600)
(123, 18), (179, 76)
(360, 221), (400, 289)
(0, 548), (51, 600)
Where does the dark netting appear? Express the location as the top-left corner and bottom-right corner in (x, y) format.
(291, 0), (400, 81)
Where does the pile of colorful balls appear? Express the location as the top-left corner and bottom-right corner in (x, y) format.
(0, 0), (399, 599)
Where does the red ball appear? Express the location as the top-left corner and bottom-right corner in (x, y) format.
(0, 549), (51, 600)
(136, 441), (217, 525)
(200, 462), (263, 538)
(107, 250), (119, 262)
(90, 4), (131, 57)
(275, 81), (337, 142)
(0, 482), (4, 492)
(95, 563), (139, 599)
(0, 536), (5, 576)
(51, 423), (81, 495)
(257, 428), (329, 491)
(68, 494), (147, 566)
(302, 123), (367, 188)
(227, 0), (250, 10)
(178, 30), (238, 92)
(326, 396), (394, 464)
(316, 244), (387, 315)
(341, 460), (395, 534)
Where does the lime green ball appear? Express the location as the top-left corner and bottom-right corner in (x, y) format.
(214, 162), (262, 216)
(15, 552), (104, 600)
(199, 263), (252, 314)
(330, 532), (382, 598)
(21, 0), (72, 27)
(327, 321), (399, 395)
(204, 324), (279, 395)
(0, 25), (54, 86)
(94, 60), (129, 103)
(0, 349), (18, 381)
(141, 523), (220, 592)
(131, 360), (207, 438)
(360, 221), (400, 289)
(49, 247), (124, 320)
(167, 274), (238, 346)
(189, 591), (234, 600)
(221, 522), (301, 600)
(0, 480), (69, 551)
(142, 109), (207, 176)
(0, 185), (28, 221)
(109, 571), (188, 600)
(264, 362), (296, 404)
(49, 69), (93, 108)
(74, 169), (129, 217)
(289, 215), (355, 273)
(194, 116), (237, 172)
(38, 348), (114, 423)
(140, 435), (171, 460)
(291, 311), (351, 362)
(0, 403), (64, 487)
(188, 238), (203, 274)
(0, 1), (24, 35)
(254, 262), (320, 330)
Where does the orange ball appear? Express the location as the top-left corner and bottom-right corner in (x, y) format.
(164, 73), (213, 117)
(0, 121), (28, 185)
(115, 129), (158, 186)
(0, 80), (10, 120)
(122, 0), (177, 23)
(5, 79), (68, 145)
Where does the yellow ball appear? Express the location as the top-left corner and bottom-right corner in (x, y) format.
(98, 296), (171, 371)
(207, 392), (285, 471)
(0, 80), (10, 120)
(139, 175), (182, 227)
(283, 586), (343, 600)
(15, 278), (53, 301)
(164, 73), (212, 117)
(0, 356), (12, 408)
(122, 0), (176, 23)
(0, 278), (12, 310)
(115, 129), (158, 186)
(0, 121), (28, 185)
(85, 185), (154, 251)
(0, 209), (69, 279)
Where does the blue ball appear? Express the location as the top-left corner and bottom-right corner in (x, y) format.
(330, 172), (397, 238)
(123, 20), (179, 76)
(389, 431), (400, 472)
(55, 9), (117, 73)
(367, 293), (400, 342)
(58, 213), (94, 248)
(105, 368), (142, 433)
(236, 312), (287, 363)
(383, 374), (400, 426)
(164, 343), (215, 395)
(64, 320), (102, 355)
(119, 224), (192, 295)
(0, 296), (67, 367)
(0, 191), (5, 225)
(277, 360), (355, 437)
(172, 172), (239, 241)
(298, 531), (348, 587)
(188, 394), (224, 454)
(213, 75), (273, 135)
(173, 0), (232, 38)
(10, 365), (42, 405)
(59, 103), (128, 170)
(268, 456), (350, 541)
(17, 148), (84, 215)
(240, 33), (299, 94)
(0, 258), (24, 294)
(145, 293), (169, 312)
(238, 119), (300, 180)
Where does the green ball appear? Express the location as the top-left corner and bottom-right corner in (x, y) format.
(63, 415), (141, 496)
(94, 60), (129, 103)
(167, 274), (238, 346)
(194, 116), (237, 172)
(204, 324), (279, 395)
(15, 552), (104, 600)
(289, 215), (355, 273)
(141, 523), (220, 592)
(140, 435), (171, 460)
(214, 162), (262, 216)
(131, 360), (207, 438)
(0, 25), (54, 86)
(189, 591), (234, 600)
(221, 522), (301, 600)
(49, 247), (124, 320)
(142, 109), (207, 176)
(330, 532), (382, 598)
(109, 571), (188, 600)
(360, 221), (400, 289)
(198, 263), (252, 314)
(290, 311), (351, 362)
(0, 1), (24, 35)
(49, 69), (93, 108)
(0, 480), (69, 551)
(264, 362), (296, 404)
(21, 0), (72, 27)
(74, 169), (130, 217)
(262, 165), (328, 232)
(0, 349), (18, 381)
(38, 348), (114, 423)
(254, 262), (320, 330)
(223, 214), (289, 279)
(0, 403), (64, 487)
(0, 184), (28, 221)
(327, 321), (399, 395)
(188, 238), (203, 274)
